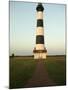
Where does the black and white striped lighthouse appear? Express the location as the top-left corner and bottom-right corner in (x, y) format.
(33, 3), (47, 59)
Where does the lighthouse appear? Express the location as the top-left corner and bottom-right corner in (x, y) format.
(33, 3), (47, 59)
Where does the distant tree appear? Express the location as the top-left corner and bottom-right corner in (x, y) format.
(12, 53), (14, 57)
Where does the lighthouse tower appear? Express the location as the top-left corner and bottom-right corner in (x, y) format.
(33, 3), (47, 59)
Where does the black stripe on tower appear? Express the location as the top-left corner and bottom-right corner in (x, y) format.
(36, 35), (44, 44)
(37, 19), (43, 27)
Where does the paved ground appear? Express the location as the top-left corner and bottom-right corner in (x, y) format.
(25, 59), (56, 88)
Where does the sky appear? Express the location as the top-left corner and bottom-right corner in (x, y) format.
(9, 1), (66, 56)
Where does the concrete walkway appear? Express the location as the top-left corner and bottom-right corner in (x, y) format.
(25, 59), (55, 88)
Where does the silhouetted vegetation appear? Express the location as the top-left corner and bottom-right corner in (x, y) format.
(12, 53), (14, 57)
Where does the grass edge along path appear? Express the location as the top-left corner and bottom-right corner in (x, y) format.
(44, 56), (66, 86)
(9, 57), (37, 89)
(25, 59), (55, 88)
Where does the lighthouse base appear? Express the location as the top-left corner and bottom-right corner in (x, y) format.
(34, 53), (47, 59)
(33, 48), (47, 59)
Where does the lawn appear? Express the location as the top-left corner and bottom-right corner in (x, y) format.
(9, 55), (66, 89)
(44, 55), (66, 86)
(9, 56), (37, 89)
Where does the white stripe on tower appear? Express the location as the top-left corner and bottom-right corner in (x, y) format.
(36, 27), (44, 35)
(36, 44), (44, 50)
(36, 11), (43, 19)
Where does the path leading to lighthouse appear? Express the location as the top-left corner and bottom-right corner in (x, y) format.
(25, 59), (56, 88)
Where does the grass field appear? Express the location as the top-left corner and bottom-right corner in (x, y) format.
(9, 56), (37, 88)
(44, 56), (66, 85)
(9, 55), (66, 88)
